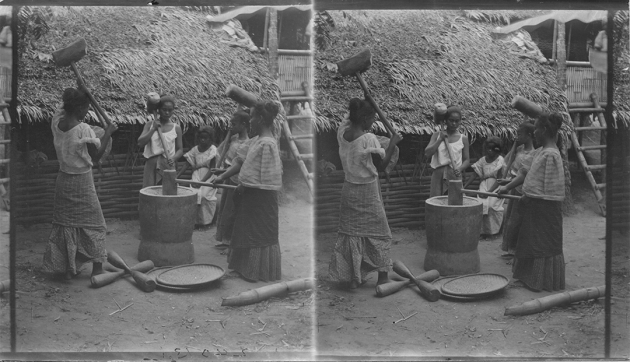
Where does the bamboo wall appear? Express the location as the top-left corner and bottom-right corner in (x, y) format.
(0, 67), (9, 100)
(14, 153), (194, 225)
(278, 54), (311, 94)
(315, 164), (481, 233)
(566, 66), (607, 103)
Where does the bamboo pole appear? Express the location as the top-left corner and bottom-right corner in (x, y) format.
(504, 286), (605, 316)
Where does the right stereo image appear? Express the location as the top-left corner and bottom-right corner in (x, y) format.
(312, 9), (629, 359)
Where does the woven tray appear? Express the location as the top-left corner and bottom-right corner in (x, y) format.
(441, 273), (509, 297)
(146, 267), (191, 292)
(432, 277), (478, 301)
(156, 264), (225, 288)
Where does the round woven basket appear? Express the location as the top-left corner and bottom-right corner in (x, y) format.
(441, 273), (509, 297)
(145, 267), (191, 292)
(432, 277), (478, 301)
(156, 264), (225, 288)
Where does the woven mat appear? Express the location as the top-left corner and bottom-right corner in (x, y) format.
(441, 273), (509, 297)
(156, 264), (225, 288)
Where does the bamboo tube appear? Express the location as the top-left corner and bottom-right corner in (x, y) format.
(221, 278), (315, 307)
(504, 286), (605, 316)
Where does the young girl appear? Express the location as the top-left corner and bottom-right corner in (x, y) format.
(499, 121), (536, 256)
(138, 95), (183, 188)
(177, 126), (218, 228)
(213, 101), (283, 282)
(213, 111), (250, 247)
(497, 113), (565, 292)
(328, 98), (402, 289)
(43, 88), (117, 280)
(464, 136), (506, 237)
(425, 105), (470, 197)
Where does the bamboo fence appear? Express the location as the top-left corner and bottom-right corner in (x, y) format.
(13, 153), (194, 225)
(278, 54), (312, 95)
(566, 67), (607, 104)
(315, 163), (481, 233)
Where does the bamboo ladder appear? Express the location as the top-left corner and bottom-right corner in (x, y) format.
(0, 97), (10, 211)
(280, 79), (314, 195)
(568, 92), (607, 216)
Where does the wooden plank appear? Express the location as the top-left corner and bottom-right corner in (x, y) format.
(569, 101), (607, 108)
(287, 115), (315, 121)
(290, 134), (312, 141)
(577, 145), (607, 151)
(585, 164), (606, 171)
(575, 126), (607, 131)
(281, 96), (313, 102)
(568, 108), (604, 113)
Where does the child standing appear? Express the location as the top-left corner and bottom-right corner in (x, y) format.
(328, 98), (402, 289)
(178, 126), (218, 228)
(213, 111), (250, 247)
(464, 136), (506, 237)
(137, 95), (183, 188)
(425, 105), (470, 197)
(497, 113), (565, 292)
(499, 121), (535, 256)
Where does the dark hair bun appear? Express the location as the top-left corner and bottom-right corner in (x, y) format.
(548, 112), (563, 133)
(348, 98), (375, 125)
(62, 88), (90, 114)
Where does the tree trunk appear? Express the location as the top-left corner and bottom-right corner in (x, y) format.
(556, 21), (567, 90)
(268, 8), (279, 80)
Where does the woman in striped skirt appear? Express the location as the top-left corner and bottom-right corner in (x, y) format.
(43, 88), (117, 280)
(497, 113), (566, 292)
(212, 101), (283, 282)
(328, 98), (402, 289)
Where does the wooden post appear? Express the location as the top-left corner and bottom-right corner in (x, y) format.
(162, 169), (177, 195)
(556, 21), (567, 90)
(268, 8), (279, 80)
(262, 8), (270, 54)
(591, 93), (607, 182)
(552, 20), (558, 61)
(567, 22), (573, 60)
(448, 180), (463, 206)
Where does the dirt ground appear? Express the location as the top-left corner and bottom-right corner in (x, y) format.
(0, 166), (314, 357)
(315, 172), (630, 359)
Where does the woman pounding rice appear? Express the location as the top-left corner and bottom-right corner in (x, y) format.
(43, 88), (117, 280)
(425, 105), (470, 197)
(328, 98), (402, 289)
(137, 95), (183, 188)
(497, 113), (565, 292)
(498, 121), (535, 257)
(212, 101), (282, 282)
(212, 111), (250, 248)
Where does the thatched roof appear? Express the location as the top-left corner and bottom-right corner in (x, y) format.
(314, 10), (571, 140)
(18, 6), (281, 129)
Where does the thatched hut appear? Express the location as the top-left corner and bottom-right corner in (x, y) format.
(14, 6), (284, 224)
(314, 10), (572, 232)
